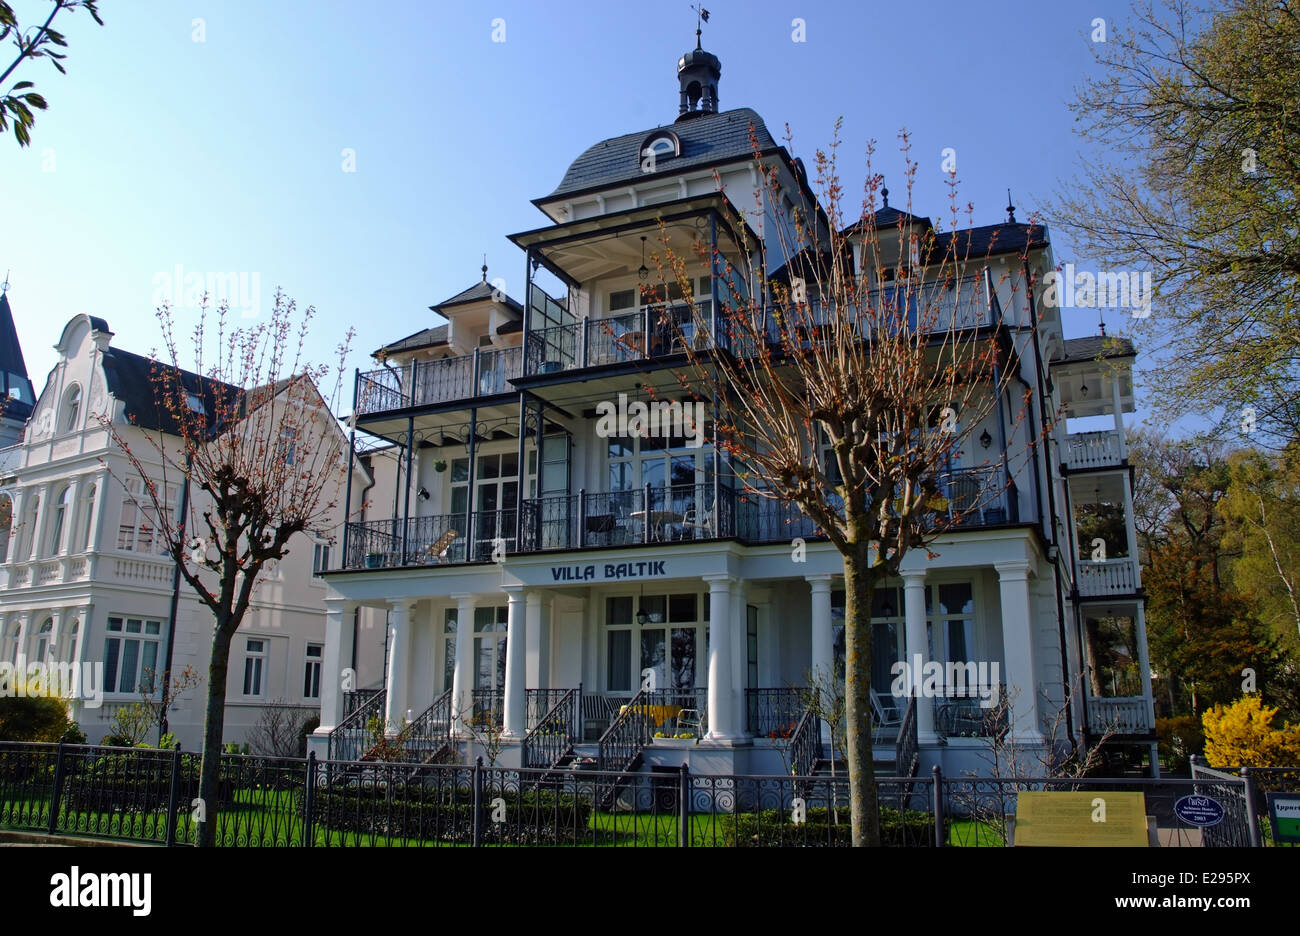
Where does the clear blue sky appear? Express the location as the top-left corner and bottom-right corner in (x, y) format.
(4, 0), (1140, 414)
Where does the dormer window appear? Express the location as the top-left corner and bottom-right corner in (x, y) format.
(61, 384), (82, 433)
(639, 130), (681, 173)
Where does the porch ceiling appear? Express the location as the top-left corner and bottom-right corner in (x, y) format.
(1069, 471), (1127, 503)
(355, 398), (525, 446)
(508, 194), (756, 286)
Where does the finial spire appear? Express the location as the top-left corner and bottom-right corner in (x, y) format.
(1, 271), (8, 295)
(1006, 189), (1016, 223)
(881, 185), (889, 209)
(481, 254), (488, 282)
(692, 4), (710, 49)
(1098, 307), (1106, 337)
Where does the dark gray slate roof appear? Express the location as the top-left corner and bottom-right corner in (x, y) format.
(935, 222), (1047, 259)
(433, 279), (523, 315)
(541, 107), (780, 202)
(1057, 335), (1136, 363)
(101, 345), (237, 435)
(375, 324), (450, 357)
(0, 293), (36, 422)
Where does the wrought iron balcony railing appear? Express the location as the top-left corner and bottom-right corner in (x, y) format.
(354, 346), (523, 417)
(524, 301), (717, 377)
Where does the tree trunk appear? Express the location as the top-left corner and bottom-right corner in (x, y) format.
(842, 548), (880, 846)
(1084, 617), (1104, 696)
(195, 621), (234, 847)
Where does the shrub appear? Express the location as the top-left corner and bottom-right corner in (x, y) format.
(1156, 715), (1204, 772)
(307, 782), (593, 844)
(722, 806), (933, 847)
(1202, 695), (1300, 768)
(0, 694), (76, 742)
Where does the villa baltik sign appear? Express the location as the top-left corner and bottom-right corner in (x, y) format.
(551, 560), (668, 582)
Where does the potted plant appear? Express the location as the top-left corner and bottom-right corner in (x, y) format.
(433, 459), (447, 473)
(365, 552), (385, 569)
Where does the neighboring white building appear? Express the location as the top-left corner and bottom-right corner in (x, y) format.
(0, 312), (386, 750)
(311, 40), (1157, 777)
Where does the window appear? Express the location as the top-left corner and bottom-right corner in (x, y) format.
(103, 617), (163, 695)
(185, 392), (205, 414)
(6, 621), (20, 665)
(48, 485), (71, 556)
(473, 606), (508, 695)
(312, 543), (330, 576)
(61, 384), (81, 434)
(21, 495), (39, 561)
(35, 618), (52, 662)
(277, 427), (299, 466)
(303, 643), (322, 699)
(605, 593), (702, 693)
(243, 638), (266, 696)
(477, 334), (494, 347)
(746, 606), (759, 690)
(117, 477), (175, 554)
(831, 586), (904, 689)
(927, 582), (978, 696)
(80, 483), (96, 551)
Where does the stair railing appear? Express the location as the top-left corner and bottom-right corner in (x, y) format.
(596, 688), (652, 771)
(521, 686), (580, 770)
(395, 689), (454, 763)
(328, 688), (387, 761)
(788, 701), (823, 778)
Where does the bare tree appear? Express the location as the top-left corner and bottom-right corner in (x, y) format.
(648, 129), (1038, 844)
(98, 291), (353, 846)
(247, 699), (317, 758)
(0, 0), (103, 146)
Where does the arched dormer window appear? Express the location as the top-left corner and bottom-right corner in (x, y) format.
(62, 384), (82, 433)
(639, 130), (681, 174)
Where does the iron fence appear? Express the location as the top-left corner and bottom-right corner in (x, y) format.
(0, 741), (1278, 848)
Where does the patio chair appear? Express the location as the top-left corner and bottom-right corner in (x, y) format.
(869, 688), (903, 744)
(676, 707), (705, 739)
(427, 528), (459, 564)
(681, 502), (715, 538)
(582, 694), (616, 741)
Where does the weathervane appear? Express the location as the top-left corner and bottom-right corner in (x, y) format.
(691, 4), (710, 48)
(1, 271), (8, 296)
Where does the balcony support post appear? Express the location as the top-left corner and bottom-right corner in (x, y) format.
(450, 594), (478, 737)
(401, 417), (414, 565)
(643, 482), (651, 544)
(577, 489), (586, 548)
(705, 574), (741, 740)
(465, 407), (477, 558)
(902, 571), (937, 743)
(515, 395), (528, 548)
(1111, 371), (1127, 458)
(502, 587), (527, 738)
(383, 600), (415, 735)
(807, 574), (834, 748)
(342, 422), (356, 566)
(319, 598), (353, 733)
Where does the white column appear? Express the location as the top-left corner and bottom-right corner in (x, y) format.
(45, 608), (63, 663)
(450, 594), (477, 736)
(60, 476), (85, 556)
(383, 600), (414, 733)
(318, 598), (352, 732)
(901, 571), (936, 742)
(996, 561), (1043, 743)
(807, 575), (833, 683)
(1111, 371), (1127, 458)
(1121, 472), (1142, 589)
(525, 591), (544, 690)
(705, 575), (739, 740)
(502, 587), (527, 738)
(730, 580), (745, 728)
(4, 488), (24, 564)
(1134, 603), (1156, 729)
(72, 604), (90, 664)
(14, 611), (31, 668)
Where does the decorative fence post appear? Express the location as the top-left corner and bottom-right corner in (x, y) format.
(302, 751), (317, 847)
(472, 756), (484, 848)
(1242, 766), (1262, 848)
(678, 762), (691, 848)
(931, 764), (945, 847)
(47, 740), (68, 836)
(165, 743), (182, 847)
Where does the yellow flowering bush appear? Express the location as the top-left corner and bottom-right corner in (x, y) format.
(1201, 695), (1300, 768)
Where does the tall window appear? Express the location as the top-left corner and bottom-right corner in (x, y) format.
(312, 543), (330, 576)
(80, 483), (96, 551)
(928, 583), (977, 695)
(0, 494), (11, 563)
(34, 618), (52, 662)
(48, 485), (71, 556)
(473, 606), (508, 695)
(6, 621), (20, 665)
(243, 638), (266, 696)
(21, 495), (38, 560)
(62, 384), (81, 433)
(103, 617), (163, 695)
(746, 605), (759, 690)
(832, 586), (904, 690)
(117, 477), (175, 553)
(605, 593), (703, 694)
(303, 643), (322, 699)
(277, 426), (299, 466)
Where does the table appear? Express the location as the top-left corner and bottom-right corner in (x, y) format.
(628, 509), (683, 540)
(618, 704), (683, 728)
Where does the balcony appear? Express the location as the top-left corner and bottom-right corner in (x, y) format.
(1065, 429), (1123, 471)
(1085, 696), (1153, 737)
(1076, 557), (1139, 597)
(338, 466), (1022, 570)
(354, 346), (522, 418)
(523, 302), (718, 378)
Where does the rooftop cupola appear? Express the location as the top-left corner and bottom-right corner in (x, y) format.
(677, 10), (720, 119)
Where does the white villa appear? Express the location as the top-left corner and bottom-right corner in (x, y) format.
(0, 309), (387, 750)
(310, 38), (1157, 779)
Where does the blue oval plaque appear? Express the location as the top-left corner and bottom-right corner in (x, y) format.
(1174, 794), (1225, 827)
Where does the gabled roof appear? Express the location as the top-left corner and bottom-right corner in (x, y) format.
(1055, 335), (1136, 363)
(539, 107), (781, 204)
(100, 345), (237, 435)
(934, 222), (1048, 259)
(374, 324), (450, 358)
(373, 277), (524, 358)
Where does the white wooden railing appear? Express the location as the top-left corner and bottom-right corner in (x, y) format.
(1086, 696), (1152, 735)
(1076, 557), (1138, 596)
(1066, 429), (1123, 469)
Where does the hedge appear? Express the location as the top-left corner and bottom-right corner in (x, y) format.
(721, 806), (934, 846)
